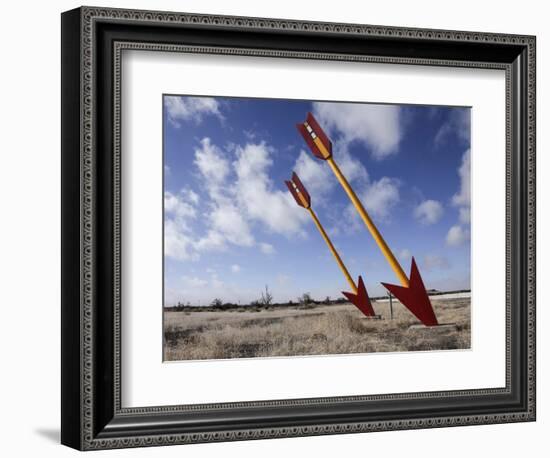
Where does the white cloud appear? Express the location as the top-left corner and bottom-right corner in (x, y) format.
(233, 142), (309, 236)
(181, 275), (208, 288)
(166, 138), (310, 262)
(312, 101), (403, 159)
(452, 149), (471, 207)
(292, 141), (369, 205)
(164, 96), (222, 126)
(164, 191), (196, 220)
(293, 149), (334, 198)
(398, 248), (412, 262)
(338, 149), (369, 183)
(206, 201), (255, 247)
(434, 109), (470, 147)
(446, 225), (470, 246)
(194, 137), (230, 187)
(422, 254), (450, 271)
(165, 139), (253, 260)
(194, 230), (227, 252)
(230, 264), (241, 273)
(164, 191), (199, 261)
(193, 138), (255, 250)
(361, 177), (400, 220)
(164, 219), (198, 261)
(259, 242), (275, 255)
(331, 139), (369, 184)
(341, 177), (400, 233)
(459, 207), (471, 224)
(414, 199), (444, 225)
(445, 148), (471, 246)
(181, 188), (199, 205)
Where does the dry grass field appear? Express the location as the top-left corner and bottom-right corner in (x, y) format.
(163, 295), (470, 361)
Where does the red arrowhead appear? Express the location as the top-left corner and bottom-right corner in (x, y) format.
(342, 276), (375, 317)
(381, 257), (438, 326)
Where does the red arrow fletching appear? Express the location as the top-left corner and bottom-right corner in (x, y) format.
(285, 180), (303, 207)
(296, 123), (324, 159)
(296, 112), (332, 160)
(306, 112), (332, 156)
(285, 172), (311, 209)
(291, 172), (310, 208)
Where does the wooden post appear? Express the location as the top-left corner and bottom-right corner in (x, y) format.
(389, 292), (394, 320)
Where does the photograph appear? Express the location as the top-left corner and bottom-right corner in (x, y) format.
(54, 3), (537, 452)
(162, 95), (472, 361)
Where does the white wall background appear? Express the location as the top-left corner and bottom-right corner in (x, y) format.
(0, 0), (545, 456)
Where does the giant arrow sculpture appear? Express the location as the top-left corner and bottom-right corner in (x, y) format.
(285, 172), (376, 317)
(297, 112), (438, 326)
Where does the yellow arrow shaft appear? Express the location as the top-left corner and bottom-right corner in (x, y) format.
(308, 207), (357, 294)
(311, 136), (409, 287)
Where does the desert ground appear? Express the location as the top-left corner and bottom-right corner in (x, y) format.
(163, 294), (471, 361)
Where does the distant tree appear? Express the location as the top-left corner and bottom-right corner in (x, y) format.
(298, 292), (312, 305)
(325, 296), (331, 304)
(259, 285), (274, 306)
(211, 298), (223, 308)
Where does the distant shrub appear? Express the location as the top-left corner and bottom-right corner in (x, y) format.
(211, 298), (223, 308)
(259, 285), (274, 306)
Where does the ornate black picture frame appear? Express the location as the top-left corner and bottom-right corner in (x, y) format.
(61, 6), (536, 450)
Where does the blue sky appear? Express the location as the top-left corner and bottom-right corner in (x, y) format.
(163, 95), (471, 306)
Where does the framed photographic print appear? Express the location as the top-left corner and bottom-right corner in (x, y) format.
(61, 6), (536, 450)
